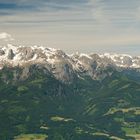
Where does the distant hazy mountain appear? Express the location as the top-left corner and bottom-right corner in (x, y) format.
(0, 44), (140, 140)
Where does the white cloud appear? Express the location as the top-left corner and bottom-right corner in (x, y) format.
(0, 32), (14, 41)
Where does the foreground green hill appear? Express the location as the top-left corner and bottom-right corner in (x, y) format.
(0, 67), (140, 140)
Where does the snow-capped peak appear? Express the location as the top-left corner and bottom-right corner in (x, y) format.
(0, 44), (140, 69)
(0, 44), (140, 82)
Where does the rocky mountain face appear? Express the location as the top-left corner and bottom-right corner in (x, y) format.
(0, 44), (140, 83)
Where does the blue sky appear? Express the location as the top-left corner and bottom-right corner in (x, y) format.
(0, 0), (140, 55)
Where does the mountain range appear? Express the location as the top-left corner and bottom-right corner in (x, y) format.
(0, 44), (140, 140)
(0, 44), (140, 82)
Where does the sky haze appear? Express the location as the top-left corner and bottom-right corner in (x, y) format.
(0, 0), (140, 55)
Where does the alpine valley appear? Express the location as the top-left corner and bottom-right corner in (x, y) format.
(0, 44), (140, 140)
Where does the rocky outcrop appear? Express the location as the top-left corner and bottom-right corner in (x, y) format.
(7, 49), (14, 59)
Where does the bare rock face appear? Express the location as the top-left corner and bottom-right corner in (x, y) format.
(17, 47), (35, 60)
(20, 67), (30, 80)
(0, 50), (5, 56)
(7, 49), (14, 59)
(122, 56), (132, 66)
(52, 59), (75, 83)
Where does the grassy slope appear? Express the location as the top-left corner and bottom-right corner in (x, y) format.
(0, 68), (140, 140)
